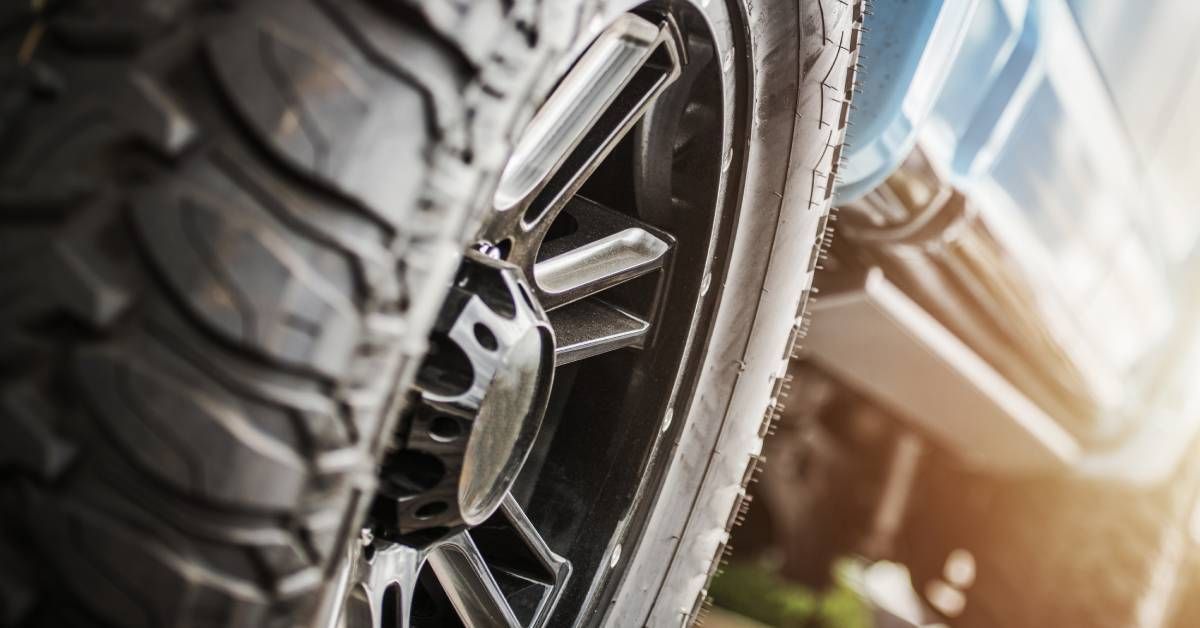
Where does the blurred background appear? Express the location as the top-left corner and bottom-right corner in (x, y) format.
(709, 0), (1200, 625)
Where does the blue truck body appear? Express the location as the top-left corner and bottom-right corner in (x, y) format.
(843, 0), (1200, 481)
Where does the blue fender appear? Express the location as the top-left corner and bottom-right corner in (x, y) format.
(836, 0), (981, 203)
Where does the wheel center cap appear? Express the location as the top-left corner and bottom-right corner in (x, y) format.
(460, 324), (546, 521)
(378, 251), (554, 536)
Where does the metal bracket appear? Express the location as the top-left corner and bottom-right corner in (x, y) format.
(803, 268), (1080, 473)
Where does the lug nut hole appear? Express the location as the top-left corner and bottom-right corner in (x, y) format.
(429, 415), (463, 442)
(381, 450), (445, 496)
(495, 238), (513, 260)
(473, 323), (498, 351)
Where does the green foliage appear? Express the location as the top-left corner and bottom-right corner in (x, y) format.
(709, 562), (872, 628)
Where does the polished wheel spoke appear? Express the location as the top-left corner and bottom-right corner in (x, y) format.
(483, 15), (684, 369)
(342, 540), (425, 628)
(534, 229), (669, 307)
(428, 495), (570, 628)
(428, 534), (522, 628)
(340, 496), (570, 628)
(534, 196), (673, 310)
(495, 14), (682, 231)
(493, 495), (570, 586)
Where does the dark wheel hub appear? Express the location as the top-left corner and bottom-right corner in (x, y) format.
(379, 251), (554, 534)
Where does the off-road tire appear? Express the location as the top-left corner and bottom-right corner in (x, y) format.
(0, 0), (866, 625)
(0, 1), (578, 626)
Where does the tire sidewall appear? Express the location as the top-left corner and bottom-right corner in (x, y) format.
(595, 0), (856, 624)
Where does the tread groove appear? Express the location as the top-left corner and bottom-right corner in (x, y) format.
(0, 0), (576, 624)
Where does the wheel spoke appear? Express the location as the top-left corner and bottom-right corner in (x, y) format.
(494, 14), (682, 229)
(534, 196), (673, 309)
(550, 299), (649, 365)
(424, 494), (571, 627)
(428, 533), (522, 628)
(535, 230), (669, 307)
(477, 495), (572, 626)
(494, 494), (571, 597)
(342, 541), (425, 628)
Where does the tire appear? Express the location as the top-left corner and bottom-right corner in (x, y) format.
(899, 453), (1200, 628)
(0, 0), (863, 626)
(0, 1), (577, 626)
(598, 0), (864, 624)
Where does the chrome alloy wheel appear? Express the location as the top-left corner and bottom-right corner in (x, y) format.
(326, 3), (745, 626)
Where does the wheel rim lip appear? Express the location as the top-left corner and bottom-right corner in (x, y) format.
(345, 1), (747, 624)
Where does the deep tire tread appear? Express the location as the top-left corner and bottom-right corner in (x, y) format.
(0, 1), (578, 626)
